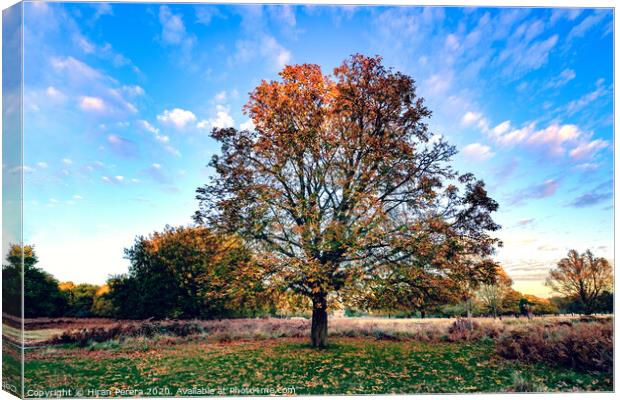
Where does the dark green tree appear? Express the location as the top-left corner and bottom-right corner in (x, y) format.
(107, 226), (266, 319)
(59, 282), (100, 317)
(2, 244), (67, 317)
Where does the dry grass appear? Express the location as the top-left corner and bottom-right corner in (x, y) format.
(21, 314), (603, 347)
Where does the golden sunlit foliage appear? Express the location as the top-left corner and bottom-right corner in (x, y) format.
(196, 54), (501, 347)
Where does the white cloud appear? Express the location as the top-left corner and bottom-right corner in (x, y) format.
(107, 135), (122, 145)
(461, 111), (489, 131)
(240, 119), (255, 131)
(567, 10), (609, 41)
(101, 175), (125, 184)
(61, 158), (73, 165)
(263, 36), (291, 69)
(138, 119), (158, 134)
(36, 161), (48, 169)
(214, 91), (227, 102)
(46, 86), (66, 102)
(565, 80), (610, 116)
(545, 69), (576, 89)
(73, 195), (83, 200)
(498, 33), (559, 78)
(461, 143), (495, 162)
(489, 120), (597, 158)
(210, 105), (235, 129)
(122, 85), (144, 96)
(157, 108), (197, 129)
(70, 26), (141, 73)
(569, 139), (609, 160)
(51, 56), (105, 81)
(493, 122), (536, 145)
(137, 120), (167, 142)
(195, 5), (225, 25)
(197, 105), (235, 130)
(492, 120), (511, 136)
(159, 5), (188, 45)
(574, 162), (599, 171)
(267, 5), (297, 28)
(528, 124), (580, 144)
(50, 56), (139, 116)
(462, 111), (482, 125)
(79, 96), (106, 112)
(92, 3), (113, 21)
(444, 34), (460, 51)
(137, 120), (177, 156)
(526, 124), (580, 155)
(234, 34), (292, 70)
(425, 72), (452, 95)
(73, 33), (95, 53)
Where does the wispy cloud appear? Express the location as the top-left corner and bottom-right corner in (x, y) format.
(107, 134), (139, 158)
(569, 139), (609, 160)
(509, 179), (560, 205)
(50, 56), (139, 117)
(568, 191), (612, 208)
(461, 143), (494, 162)
(567, 10), (610, 42)
(564, 79), (611, 116)
(545, 68), (576, 89)
(567, 179), (613, 208)
(158, 5), (196, 64)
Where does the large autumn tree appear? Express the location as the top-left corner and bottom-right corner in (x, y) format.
(195, 54), (501, 347)
(546, 249), (612, 315)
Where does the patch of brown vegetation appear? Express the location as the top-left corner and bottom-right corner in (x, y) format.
(497, 317), (612, 373)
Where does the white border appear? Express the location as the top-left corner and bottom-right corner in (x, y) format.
(0, 1), (616, 400)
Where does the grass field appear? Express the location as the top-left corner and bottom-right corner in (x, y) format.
(2, 315), (613, 396)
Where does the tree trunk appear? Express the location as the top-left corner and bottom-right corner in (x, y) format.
(311, 295), (328, 348)
(466, 298), (473, 329)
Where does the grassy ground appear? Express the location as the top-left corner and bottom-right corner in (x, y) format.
(23, 337), (611, 396)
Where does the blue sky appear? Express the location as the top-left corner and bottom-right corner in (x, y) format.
(18, 2), (613, 296)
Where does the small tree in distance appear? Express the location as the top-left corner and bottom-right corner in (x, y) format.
(195, 54), (501, 348)
(546, 249), (612, 315)
(477, 266), (513, 318)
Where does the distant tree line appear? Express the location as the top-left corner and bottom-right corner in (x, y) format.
(2, 238), (613, 319)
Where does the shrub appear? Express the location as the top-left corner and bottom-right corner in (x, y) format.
(371, 329), (400, 341)
(447, 319), (484, 342)
(497, 319), (612, 373)
(49, 321), (205, 346)
(506, 372), (546, 392)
